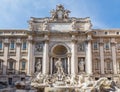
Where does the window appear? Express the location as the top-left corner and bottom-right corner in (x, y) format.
(9, 61), (14, 70)
(116, 32), (119, 35)
(0, 41), (2, 50)
(21, 61), (26, 70)
(118, 61), (120, 73)
(10, 41), (15, 49)
(105, 32), (108, 35)
(22, 42), (27, 50)
(105, 59), (113, 74)
(106, 61), (112, 70)
(104, 42), (110, 49)
(93, 42), (98, 50)
(0, 61), (1, 69)
(0, 60), (3, 69)
(93, 31), (96, 35)
(117, 43), (120, 50)
(94, 60), (100, 70)
(105, 60), (112, 70)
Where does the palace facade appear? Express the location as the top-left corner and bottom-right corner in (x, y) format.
(0, 4), (120, 85)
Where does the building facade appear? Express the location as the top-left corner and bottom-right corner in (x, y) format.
(0, 4), (120, 85)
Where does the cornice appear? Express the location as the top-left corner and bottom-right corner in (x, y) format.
(0, 29), (28, 32)
(92, 29), (120, 31)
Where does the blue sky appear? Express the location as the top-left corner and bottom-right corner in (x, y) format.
(0, 0), (120, 29)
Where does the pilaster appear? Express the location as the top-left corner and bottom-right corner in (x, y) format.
(16, 39), (21, 74)
(111, 38), (117, 74)
(99, 39), (104, 74)
(3, 39), (9, 75)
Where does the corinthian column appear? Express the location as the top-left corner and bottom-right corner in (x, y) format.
(71, 35), (78, 75)
(27, 35), (33, 75)
(111, 38), (117, 74)
(43, 35), (49, 74)
(86, 34), (92, 74)
(3, 39), (9, 75)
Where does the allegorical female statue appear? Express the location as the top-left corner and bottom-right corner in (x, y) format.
(78, 58), (85, 72)
(35, 60), (42, 73)
(43, 19), (49, 31)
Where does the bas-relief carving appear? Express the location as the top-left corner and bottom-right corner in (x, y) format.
(77, 42), (85, 52)
(35, 42), (44, 52)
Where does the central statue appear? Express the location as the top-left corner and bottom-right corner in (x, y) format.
(55, 58), (64, 75)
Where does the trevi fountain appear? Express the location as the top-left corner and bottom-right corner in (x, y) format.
(14, 58), (120, 92)
(0, 4), (120, 92)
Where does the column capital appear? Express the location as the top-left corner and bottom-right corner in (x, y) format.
(16, 40), (22, 46)
(4, 43), (9, 46)
(111, 42), (116, 46)
(71, 35), (77, 43)
(86, 34), (92, 42)
(44, 35), (49, 42)
(67, 53), (71, 57)
(4, 38), (9, 46)
(99, 42), (104, 46)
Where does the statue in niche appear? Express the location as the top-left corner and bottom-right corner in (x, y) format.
(71, 19), (77, 30)
(78, 58), (85, 72)
(43, 19), (49, 31)
(35, 59), (42, 73)
(35, 42), (43, 52)
(55, 58), (64, 75)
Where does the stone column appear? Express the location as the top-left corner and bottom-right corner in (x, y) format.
(3, 39), (9, 75)
(16, 39), (21, 74)
(27, 36), (33, 76)
(67, 56), (70, 74)
(71, 35), (78, 75)
(86, 34), (92, 74)
(99, 39), (104, 74)
(111, 38), (117, 74)
(50, 57), (53, 74)
(43, 35), (49, 74)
